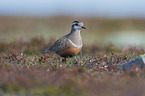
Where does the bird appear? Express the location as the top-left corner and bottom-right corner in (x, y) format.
(41, 21), (86, 58)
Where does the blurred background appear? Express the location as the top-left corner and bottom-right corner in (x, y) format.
(0, 0), (145, 47)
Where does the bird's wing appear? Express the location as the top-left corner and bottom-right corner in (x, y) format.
(46, 37), (71, 53)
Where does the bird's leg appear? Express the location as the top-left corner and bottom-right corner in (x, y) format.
(62, 57), (67, 63)
(80, 50), (82, 58)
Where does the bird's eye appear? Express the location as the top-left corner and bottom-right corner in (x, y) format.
(75, 24), (78, 26)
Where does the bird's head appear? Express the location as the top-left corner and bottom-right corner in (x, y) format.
(71, 21), (86, 31)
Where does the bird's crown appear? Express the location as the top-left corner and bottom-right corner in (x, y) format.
(71, 21), (86, 30)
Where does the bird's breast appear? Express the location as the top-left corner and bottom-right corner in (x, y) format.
(57, 46), (82, 57)
(68, 39), (83, 49)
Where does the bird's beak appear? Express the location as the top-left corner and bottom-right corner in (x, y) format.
(81, 26), (86, 29)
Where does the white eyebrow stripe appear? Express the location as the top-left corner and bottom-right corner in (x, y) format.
(68, 39), (83, 48)
(72, 22), (77, 25)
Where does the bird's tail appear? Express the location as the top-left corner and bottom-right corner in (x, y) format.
(41, 50), (46, 54)
(41, 49), (50, 54)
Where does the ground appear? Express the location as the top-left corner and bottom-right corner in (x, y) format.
(0, 37), (144, 96)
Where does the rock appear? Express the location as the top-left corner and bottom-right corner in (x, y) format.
(120, 54), (145, 71)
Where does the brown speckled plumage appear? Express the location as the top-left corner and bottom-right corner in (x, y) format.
(41, 21), (86, 57)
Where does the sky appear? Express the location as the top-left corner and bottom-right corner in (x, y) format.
(0, 0), (145, 18)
